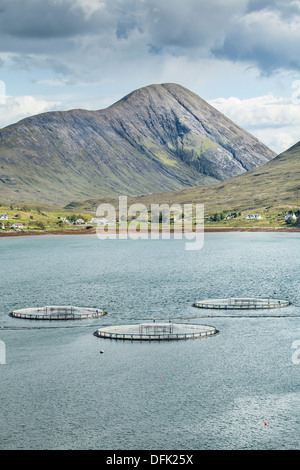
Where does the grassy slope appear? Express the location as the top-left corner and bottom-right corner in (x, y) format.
(63, 141), (300, 227)
(0, 202), (94, 232)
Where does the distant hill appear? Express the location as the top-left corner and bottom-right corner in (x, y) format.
(68, 140), (299, 215)
(0, 83), (275, 205)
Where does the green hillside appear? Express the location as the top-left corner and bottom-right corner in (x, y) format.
(65, 140), (300, 226)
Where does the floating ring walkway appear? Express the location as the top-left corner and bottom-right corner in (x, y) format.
(11, 305), (107, 320)
(94, 322), (218, 341)
(193, 298), (290, 310)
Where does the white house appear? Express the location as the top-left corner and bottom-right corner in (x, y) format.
(11, 222), (24, 229)
(58, 217), (70, 224)
(75, 218), (85, 225)
(0, 214), (8, 220)
(88, 218), (97, 224)
(88, 217), (108, 225)
(285, 212), (297, 221)
(245, 214), (262, 220)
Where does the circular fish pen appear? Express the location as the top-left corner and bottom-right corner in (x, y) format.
(193, 298), (290, 310)
(11, 305), (107, 320)
(94, 322), (218, 341)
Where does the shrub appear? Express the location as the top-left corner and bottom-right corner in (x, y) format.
(36, 221), (45, 229)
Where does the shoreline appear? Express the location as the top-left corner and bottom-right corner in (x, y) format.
(0, 226), (299, 237)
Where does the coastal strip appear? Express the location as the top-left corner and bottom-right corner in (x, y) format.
(0, 226), (299, 237)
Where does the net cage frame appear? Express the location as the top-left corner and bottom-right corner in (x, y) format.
(193, 297), (290, 310)
(94, 322), (218, 341)
(11, 305), (106, 320)
(138, 322), (174, 336)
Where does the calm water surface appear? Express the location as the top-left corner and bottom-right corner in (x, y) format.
(0, 232), (299, 449)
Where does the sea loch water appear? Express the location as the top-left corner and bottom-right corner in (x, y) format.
(0, 232), (299, 450)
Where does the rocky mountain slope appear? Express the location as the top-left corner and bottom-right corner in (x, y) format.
(80, 139), (297, 215)
(0, 83), (276, 205)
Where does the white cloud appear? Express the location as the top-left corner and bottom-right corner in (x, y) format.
(70, 0), (105, 19)
(209, 94), (300, 128)
(253, 129), (298, 155)
(0, 95), (61, 128)
(208, 94), (300, 153)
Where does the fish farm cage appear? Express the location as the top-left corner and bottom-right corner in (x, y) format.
(193, 298), (290, 310)
(11, 306), (107, 320)
(94, 322), (218, 341)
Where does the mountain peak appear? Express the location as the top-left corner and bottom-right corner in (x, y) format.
(0, 83), (276, 205)
(112, 82), (201, 105)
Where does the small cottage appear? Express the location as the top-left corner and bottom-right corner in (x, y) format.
(285, 212), (297, 221)
(11, 222), (24, 229)
(58, 217), (70, 224)
(245, 214), (262, 220)
(88, 217), (107, 225)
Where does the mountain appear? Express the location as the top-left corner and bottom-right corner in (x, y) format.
(0, 83), (276, 205)
(79, 139), (297, 215)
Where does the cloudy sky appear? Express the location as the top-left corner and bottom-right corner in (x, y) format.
(1, 0), (300, 153)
